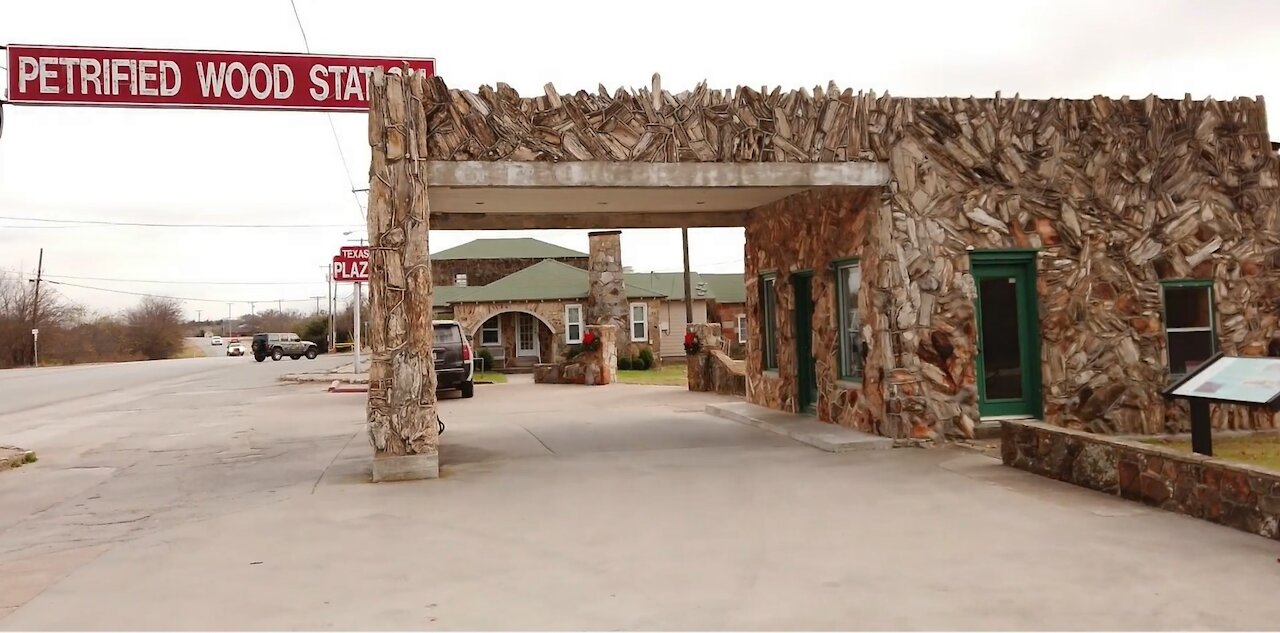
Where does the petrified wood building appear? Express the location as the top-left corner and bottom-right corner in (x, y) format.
(366, 71), (1279, 479)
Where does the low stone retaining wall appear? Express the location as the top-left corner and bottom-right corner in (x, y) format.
(1002, 420), (1280, 541)
(688, 350), (746, 396)
(685, 323), (746, 397)
(532, 324), (618, 386)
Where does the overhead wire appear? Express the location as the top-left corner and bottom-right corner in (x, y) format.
(288, 0), (368, 222)
(0, 271), (322, 286)
(0, 215), (362, 229)
(40, 279), (321, 305)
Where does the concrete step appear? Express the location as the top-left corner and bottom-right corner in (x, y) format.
(706, 401), (893, 453)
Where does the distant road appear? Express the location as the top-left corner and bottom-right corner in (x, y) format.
(185, 335), (239, 358)
(0, 352), (350, 419)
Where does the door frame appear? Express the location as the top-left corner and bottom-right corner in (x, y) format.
(791, 270), (818, 414)
(516, 312), (540, 358)
(970, 250), (1042, 419)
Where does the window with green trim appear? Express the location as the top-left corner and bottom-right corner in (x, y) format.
(1161, 280), (1216, 376)
(836, 260), (864, 380)
(760, 275), (778, 370)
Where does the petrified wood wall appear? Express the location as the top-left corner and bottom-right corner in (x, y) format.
(875, 96), (1280, 438)
(744, 188), (884, 434)
(404, 74), (1280, 437)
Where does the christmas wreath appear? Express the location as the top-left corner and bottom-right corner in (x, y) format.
(580, 330), (602, 352)
(683, 331), (701, 355)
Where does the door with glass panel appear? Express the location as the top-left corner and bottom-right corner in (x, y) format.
(971, 251), (1042, 418)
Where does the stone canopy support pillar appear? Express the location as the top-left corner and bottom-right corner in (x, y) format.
(365, 68), (439, 481)
(585, 230), (629, 347)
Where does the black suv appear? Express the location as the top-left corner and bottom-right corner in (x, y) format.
(252, 332), (319, 362)
(433, 320), (474, 398)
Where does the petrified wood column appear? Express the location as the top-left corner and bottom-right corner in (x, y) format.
(366, 68), (438, 481)
(585, 231), (629, 345)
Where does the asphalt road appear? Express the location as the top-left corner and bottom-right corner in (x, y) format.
(0, 352), (349, 421)
(3, 354), (1280, 628)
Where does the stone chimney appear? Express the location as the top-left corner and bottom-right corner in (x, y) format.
(586, 230), (628, 343)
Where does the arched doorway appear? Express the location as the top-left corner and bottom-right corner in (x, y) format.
(470, 310), (557, 371)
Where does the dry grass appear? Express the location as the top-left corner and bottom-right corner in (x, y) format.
(617, 364), (687, 387)
(173, 342), (208, 359)
(1143, 434), (1280, 471)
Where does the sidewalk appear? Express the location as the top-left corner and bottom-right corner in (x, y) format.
(279, 357), (370, 384)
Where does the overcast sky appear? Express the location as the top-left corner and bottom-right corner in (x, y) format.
(2, 0), (1277, 320)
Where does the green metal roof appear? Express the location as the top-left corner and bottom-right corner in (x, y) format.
(444, 260), (665, 303)
(622, 271), (745, 302)
(623, 272), (710, 302)
(700, 273), (747, 303)
(433, 285), (483, 305)
(431, 238), (587, 260)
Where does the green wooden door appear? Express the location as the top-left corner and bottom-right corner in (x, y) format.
(792, 272), (818, 413)
(971, 253), (1042, 418)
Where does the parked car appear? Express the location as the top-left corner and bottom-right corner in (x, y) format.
(226, 342), (246, 357)
(433, 320), (474, 398)
(210, 335), (223, 346)
(251, 332), (318, 362)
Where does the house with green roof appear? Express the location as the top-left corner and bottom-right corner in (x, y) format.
(430, 237), (588, 288)
(429, 237), (746, 364)
(436, 260), (666, 369)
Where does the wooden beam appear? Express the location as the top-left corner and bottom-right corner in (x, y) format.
(430, 211), (747, 230)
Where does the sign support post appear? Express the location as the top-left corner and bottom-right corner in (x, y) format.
(353, 281), (362, 375)
(1189, 398), (1212, 456)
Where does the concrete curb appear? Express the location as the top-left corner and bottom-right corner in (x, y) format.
(280, 373), (370, 384)
(328, 380), (369, 393)
(706, 402), (893, 453)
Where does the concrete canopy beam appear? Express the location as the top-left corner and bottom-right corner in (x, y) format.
(429, 161), (891, 189)
(432, 211), (747, 230)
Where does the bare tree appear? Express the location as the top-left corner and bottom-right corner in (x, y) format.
(0, 276), (81, 368)
(124, 297), (186, 360)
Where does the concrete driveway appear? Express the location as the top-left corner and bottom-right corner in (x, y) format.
(2, 370), (1279, 630)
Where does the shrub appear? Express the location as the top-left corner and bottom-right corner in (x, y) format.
(637, 347), (655, 370)
(618, 356), (634, 370)
(478, 347), (495, 371)
(563, 345), (582, 361)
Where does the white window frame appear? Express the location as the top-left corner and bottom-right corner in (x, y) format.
(736, 314), (747, 344)
(480, 317), (501, 346)
(565, 303), (583, 344)
(629, 302), (649, 342)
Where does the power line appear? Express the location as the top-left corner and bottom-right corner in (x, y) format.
(0, 271), (320, 286)
(289, 0), (367, 222)
(0, 215), (362, 229)
(41, 279), (320, 305)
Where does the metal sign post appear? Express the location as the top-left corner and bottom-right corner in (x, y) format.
(332, 245), (370, 374)
(353, 282), (362, 375)
(31, 328), (38, 367)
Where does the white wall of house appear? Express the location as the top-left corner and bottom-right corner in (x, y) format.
(655, 299), (708, 357)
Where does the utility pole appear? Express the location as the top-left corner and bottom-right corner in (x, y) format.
(30, 248), (43, 368)
(311, 296), (322, 316)
(196, 309), (202, 322)
(277, 299), (283, 313)
(681, 228), (694, 327)
(249, 301), (256, 315)
(226, 303), (232, 337)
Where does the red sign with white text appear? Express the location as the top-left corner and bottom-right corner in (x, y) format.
(6, 44), (435, 111)
(332, 246), (370, 283)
